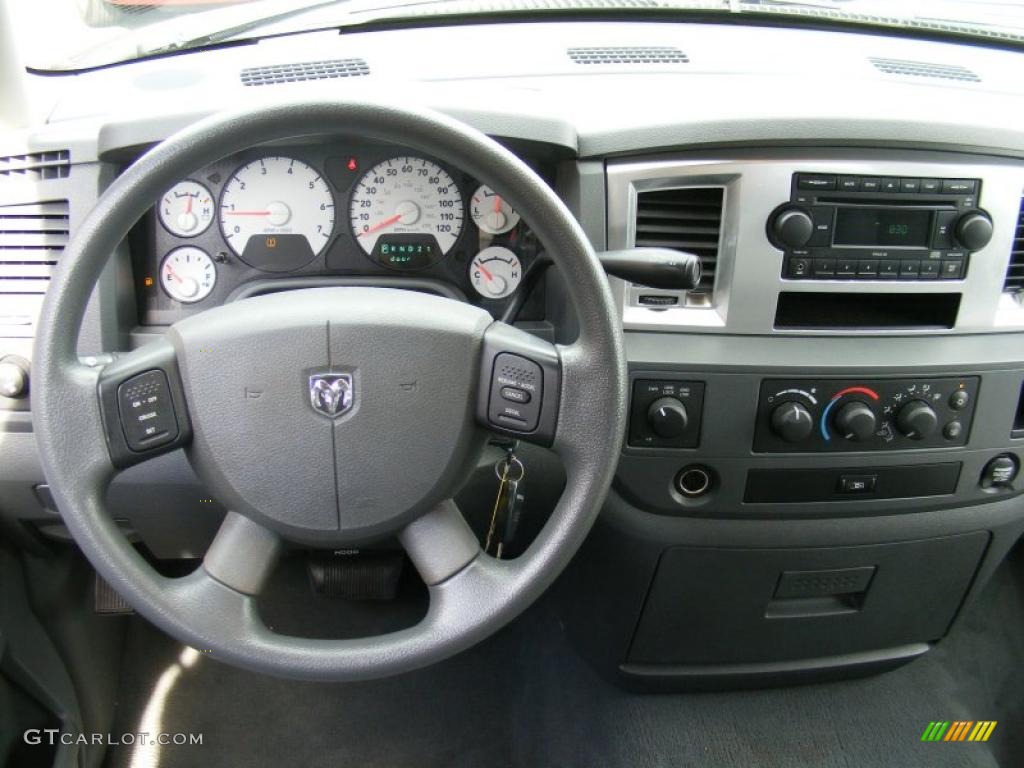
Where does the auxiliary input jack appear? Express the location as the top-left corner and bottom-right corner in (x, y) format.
(675, 465), (713, 498)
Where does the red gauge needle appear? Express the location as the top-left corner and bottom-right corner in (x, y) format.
(478, 263), (495, 281)
(165, 266), (182, 283)
(225, 210), (271, 216)
(493, 195), (502, 214)
(358, 213), (403, 237)
(186, 195), (193, 214)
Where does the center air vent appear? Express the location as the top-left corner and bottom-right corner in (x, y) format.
(0, 151), (70, 182)
(1004, 197), (1024, 293)
(568, 46), (688, 65)
(634, 187), (723, 293)
(240, 58), (370, 86)
(0, 200), (69, 338)
(869, 57), (980, 83)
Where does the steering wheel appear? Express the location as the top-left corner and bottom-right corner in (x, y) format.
(31, 101), (626, 681)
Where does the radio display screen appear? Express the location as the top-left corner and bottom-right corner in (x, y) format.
(833, 208), (932, 247)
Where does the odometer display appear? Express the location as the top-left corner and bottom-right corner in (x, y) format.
(350, 157), (463, 267)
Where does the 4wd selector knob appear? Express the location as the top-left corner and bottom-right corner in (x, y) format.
(954, 211), (993, 251)
(770, 206), (814, 249)
(895, 399), (938, 439)
(647, 397), (688, 438)
(770, 401), (814, 443)
(833, 401), (877, 442)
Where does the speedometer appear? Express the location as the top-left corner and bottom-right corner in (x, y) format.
(219, 156), (334, 271)
(350, 157), (463, 270)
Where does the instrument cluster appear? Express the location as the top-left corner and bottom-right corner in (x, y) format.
(133, 142), (547, 325)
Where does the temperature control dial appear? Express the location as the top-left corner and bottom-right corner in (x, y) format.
(833, 401), (878, 442)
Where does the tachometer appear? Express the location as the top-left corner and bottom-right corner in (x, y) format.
(350, 157), (463, 269)
(219, 157), (334, 270)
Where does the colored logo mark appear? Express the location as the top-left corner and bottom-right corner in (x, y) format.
(921, 721), (997, 742)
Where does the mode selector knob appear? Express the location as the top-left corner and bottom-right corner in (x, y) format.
(770, 206), (814, 249)
(896, 399), (938, 440)
(647, 397), (688, 438)
(770, 401), (814, 443)
(0, 355), (29, 399)
(953, 211), (993, 252)
(833, 401), (877, 442)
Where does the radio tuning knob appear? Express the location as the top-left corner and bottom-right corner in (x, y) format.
(770, 401), (814, 443)
(770, 206), (814, 249)
(953, 211), (993, 251)
(647, 397), (688, 438)
(833, 401), (877, 442)
(895, 399), (938, 440)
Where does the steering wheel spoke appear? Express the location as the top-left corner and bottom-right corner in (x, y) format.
(399, 499), (481, 586)
(475, 321), (561, 447)
(95, 337), (192, 469)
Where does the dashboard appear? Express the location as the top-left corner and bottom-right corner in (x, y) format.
(4, 18), (1024, 689)
(131, 141), (553, 326)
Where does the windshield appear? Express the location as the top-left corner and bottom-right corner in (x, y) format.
(12, 0), (1024, 72)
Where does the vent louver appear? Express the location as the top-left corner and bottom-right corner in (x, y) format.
(869, 57), (980, 83)
(240, 59), (370, 86)
(568, 46), (688, 65)
(0, 200), (69, 338)
(1004, 197), (1024, 293)
(634, 187), (723, 293)
(0, 151), (70, 182)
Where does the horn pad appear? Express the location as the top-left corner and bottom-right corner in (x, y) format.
(170, 287), (492, 545)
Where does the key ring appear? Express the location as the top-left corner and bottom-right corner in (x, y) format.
(494, 455), (525, 483)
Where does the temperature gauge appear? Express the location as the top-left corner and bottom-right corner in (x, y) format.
(159, 181), (214, 237)
(470, 185), (520, 235)
(160, 247), (216, 304)
(470, 246), (522, 299)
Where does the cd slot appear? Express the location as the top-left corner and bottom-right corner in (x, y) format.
(816, 196), (951, 207)
(774, 292), (960, 330)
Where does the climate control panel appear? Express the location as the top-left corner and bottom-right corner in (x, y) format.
(753, 377), (979, 453)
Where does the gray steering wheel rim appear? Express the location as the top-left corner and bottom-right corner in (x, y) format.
(31, 100), (627, 681)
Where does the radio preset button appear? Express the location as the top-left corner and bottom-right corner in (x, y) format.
(919, 261), (940, 279)
(837, 259), (858, 277)
(899, 260), (920, 278)
(797, 174), (837, 190)
(812, 258), (836, 277)
(878, 260), (900, 278)
(857, 259), (879, 277)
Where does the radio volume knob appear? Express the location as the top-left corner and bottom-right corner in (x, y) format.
(647, 397), (688, 438)
(770, 206), (815, 249)
(833, 401), (877, 442)
(770, 401), (814, 443)
(895, 399), (938, 440)
(953, 211), (993, 251)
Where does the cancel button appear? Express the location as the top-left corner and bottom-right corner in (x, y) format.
(500, 386), (531, 404)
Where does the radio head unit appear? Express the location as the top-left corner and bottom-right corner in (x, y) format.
(768, 173), (993, 282)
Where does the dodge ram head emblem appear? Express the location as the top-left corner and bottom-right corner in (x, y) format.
(308, 373), (354, 418)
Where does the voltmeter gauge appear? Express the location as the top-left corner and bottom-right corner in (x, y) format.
(470, 185), (520, 235)
(159, 181), (214, 237)
(160, 247), (216, 304)
(470, 246), (522, 300)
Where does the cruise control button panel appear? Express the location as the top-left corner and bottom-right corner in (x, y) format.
(117, 370), (179, 451)
(488, 353), (543, 431)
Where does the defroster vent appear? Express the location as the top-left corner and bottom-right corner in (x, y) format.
(240, 59), (370, 86)
(634, 187), (723, 293)
(0, 200), (70, 338)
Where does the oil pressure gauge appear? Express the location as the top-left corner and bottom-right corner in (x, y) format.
(470, 246), (522, 299)
(160, 246), (216, 304)
(471, 185), (520, 235)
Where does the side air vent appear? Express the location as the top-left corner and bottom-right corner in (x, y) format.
(240, 58), (370, 86)
(869, 57), (980, 83)
(0, 151), (70, 182)
(634, 187), (723, 293)
(568, 46), (688, 65)
(0, 200), (69, 338)
(1004, 197), (1024, 293)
